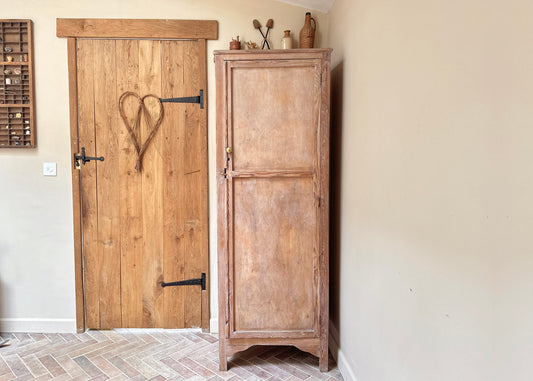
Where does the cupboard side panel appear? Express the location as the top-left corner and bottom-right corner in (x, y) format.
(318, 51), (331, 371)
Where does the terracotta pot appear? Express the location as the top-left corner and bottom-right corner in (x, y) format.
(230, 36), (241, 50)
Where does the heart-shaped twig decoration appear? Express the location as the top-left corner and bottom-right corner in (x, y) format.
(119, 91), (165, 172)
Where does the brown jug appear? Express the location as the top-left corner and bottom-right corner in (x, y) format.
(299, 12), (316, 48)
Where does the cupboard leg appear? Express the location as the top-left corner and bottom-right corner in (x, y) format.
(219, 342), (227, 371)
(319, 350), (328, 372)
(219, 358), (227, 371)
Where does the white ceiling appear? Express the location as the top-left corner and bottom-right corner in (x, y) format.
(274, 0), (335, 13)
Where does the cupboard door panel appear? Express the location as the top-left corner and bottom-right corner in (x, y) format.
(230, 61), (320, 171)
(232, 177), (317, 335)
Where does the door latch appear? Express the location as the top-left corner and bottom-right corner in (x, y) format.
(74, 147), (105, 168)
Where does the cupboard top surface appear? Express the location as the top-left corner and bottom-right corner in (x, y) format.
(214, 48), (331, 61)
(214, 48), (331, 54)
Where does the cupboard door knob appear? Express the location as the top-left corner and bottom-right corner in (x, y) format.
(226, 147), (233, 154)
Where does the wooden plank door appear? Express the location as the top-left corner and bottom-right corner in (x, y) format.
(75, 38), (208, 329)
(222, 58), (323, 338)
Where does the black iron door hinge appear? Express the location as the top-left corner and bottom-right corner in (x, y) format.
(161, 273), (206, 291)
(160, 90), (204, 109)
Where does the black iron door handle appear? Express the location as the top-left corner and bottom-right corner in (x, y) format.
(75, 147), (105, 167)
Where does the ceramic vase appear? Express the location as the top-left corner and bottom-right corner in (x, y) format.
(281, 30), (293, 49)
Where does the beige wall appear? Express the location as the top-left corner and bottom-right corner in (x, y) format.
(328, 0), (532, 380)
(0, 0), (328, 332)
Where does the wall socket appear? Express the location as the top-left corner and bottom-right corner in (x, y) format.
(43, 162), (57, 176)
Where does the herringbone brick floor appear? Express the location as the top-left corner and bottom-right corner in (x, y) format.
(0, 330), (343, 380)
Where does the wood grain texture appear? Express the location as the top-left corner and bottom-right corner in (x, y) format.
(216, 50), (331, 371)
(94, 39), (122, 329)
(116, 39), (143, 328)
(215, 55), (229, 371)
(225, 337), (321, 357)
(161, 40), (186, 329)
(318, 50), (332, 373)
(230, 170), (314, 178)
(232, 178), (316, 335)
(77, 39), (99, 329)
(182, 40), (203, 329)
(73, 36), (208, 329)
(66, 37), (85, 333)
(139, 39), (164, 328)
(213, 49), (331, 62)
(230, 61), (318, 171)
(57, 18), (218, 39)
(198, 39), (210, 332)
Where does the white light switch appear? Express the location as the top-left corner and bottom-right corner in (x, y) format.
(43, 162), (57, 176)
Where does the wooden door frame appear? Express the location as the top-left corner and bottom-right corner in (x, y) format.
(57, 18), (217, 332)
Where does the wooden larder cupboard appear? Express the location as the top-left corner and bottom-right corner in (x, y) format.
(215, 49), (331, 372)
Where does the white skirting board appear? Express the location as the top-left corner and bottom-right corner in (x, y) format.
(329, 321), (358, 381)
(210, 317), (218, 333)
(0, 318), (76, 333)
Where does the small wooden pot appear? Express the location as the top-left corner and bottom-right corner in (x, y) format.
(230, 37), (241, 50)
